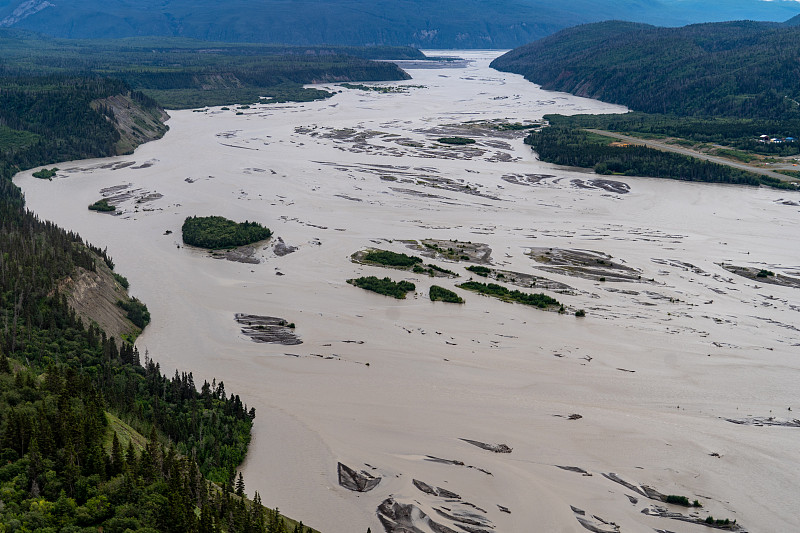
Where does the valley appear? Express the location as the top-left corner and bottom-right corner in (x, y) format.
(16, 51), (800, 533)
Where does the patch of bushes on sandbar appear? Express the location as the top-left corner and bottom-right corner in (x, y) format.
(32, 167), (58, 179)
(466, 265), (491, 277)
(413, 263), (459, 277)
(705, 516), (735, 528)
(347, 276), (415, 299)
(422, 241), (470, 261)
(429, 285), (464, 303)
(457, 281), (560, 309)
(360, 249), (458, 277)
(363, 249), (422, 267)
(665, 495), (702, 507)
(88, 198), (115, 212)
(182, 215), (271, 249)
(438, 137), (476, 145)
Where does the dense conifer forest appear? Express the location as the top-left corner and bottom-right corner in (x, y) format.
(0, 30), (414, 109)
(491, 20), (800, 119)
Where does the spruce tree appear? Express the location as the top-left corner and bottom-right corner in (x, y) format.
(236, 471), (246, 497)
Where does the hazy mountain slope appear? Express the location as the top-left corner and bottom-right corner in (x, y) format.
(490, 20), (800, 118)
(1, 0), (798, 47)
(784, 13), (800, 25)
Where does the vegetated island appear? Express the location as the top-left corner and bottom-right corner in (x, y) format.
(437, 137), (476, 145)
(182, 215), (272, 249)
(429, 285), (464, 303)
(718, 263), (800, 289)
(352, 248), (458, 277)
(347, 276), (416, 299)
(457, 281), (563, 311)
(88, 198), (116, 212)
(338, 83), (425, 93)
(32, 167), (58, 179)
(409, 239), (493, 264)
(492, 20), (800, 190)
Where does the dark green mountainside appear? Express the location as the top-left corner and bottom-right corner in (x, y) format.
(491, 20), (800, 119)
(1, 0), (799, 48)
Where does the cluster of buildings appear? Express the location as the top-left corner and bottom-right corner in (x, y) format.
(758, 134), (796, 144)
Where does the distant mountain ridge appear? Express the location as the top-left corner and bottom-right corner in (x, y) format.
(490, 20), (800, 119)
(0, 0), (798, 48)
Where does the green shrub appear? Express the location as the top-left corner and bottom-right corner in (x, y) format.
(427, 264), (458, 276)
(429, 285), (464, 303)
(88, 199), (116, 212)
(437, 137), (476, 145)
(182, 216), (271, 249)
(665, 495), (690, 506)
(457, 281), (560, 309)
(117, 298), (151, 329)
(347, 276), (416, 299)
(466, 265), (491, 277)
(575, 309), (586, 317)
(363, 249), (422, 267)
(113, 273), (130, 289)
(32, 167), (58, 179)
(757, 269), (775, 278)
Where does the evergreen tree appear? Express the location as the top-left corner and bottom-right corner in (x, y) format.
(236, 471), (246, 497)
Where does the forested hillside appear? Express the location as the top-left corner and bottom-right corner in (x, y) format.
(1, 0), (798, 48)
(0, 78), (315, 531)
(0, 31), (414, 109)
(491, 20), (800, 119)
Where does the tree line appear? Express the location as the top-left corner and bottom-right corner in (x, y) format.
(524, 126), (799, 190)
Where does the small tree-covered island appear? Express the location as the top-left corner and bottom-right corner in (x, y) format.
(182, 216), (272, 249)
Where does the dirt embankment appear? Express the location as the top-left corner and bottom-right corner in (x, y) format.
(91, 94), (170, 155)
(61, 253), (141, 343)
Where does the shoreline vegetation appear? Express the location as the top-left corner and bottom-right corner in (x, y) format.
(182, 216), (272, 250)
(524, 125), (799, 190)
